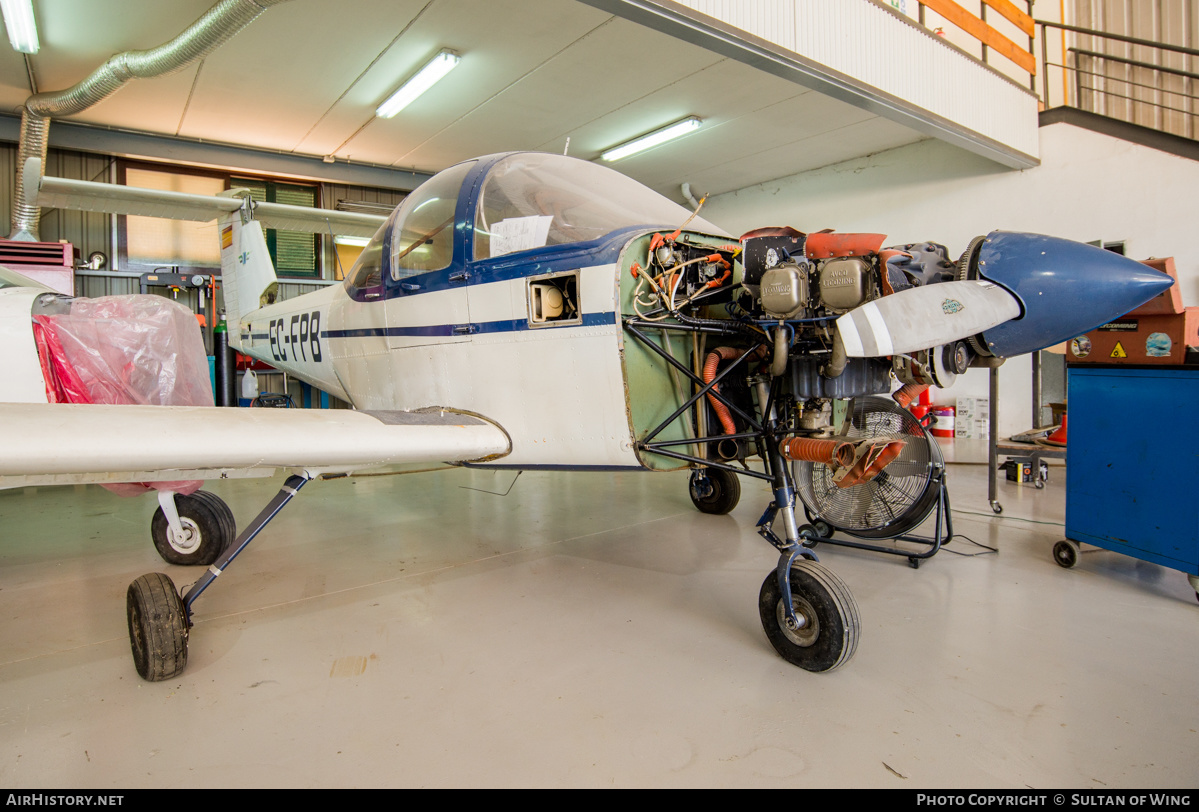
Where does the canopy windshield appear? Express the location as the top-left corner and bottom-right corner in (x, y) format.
(473, 153), (727, 260)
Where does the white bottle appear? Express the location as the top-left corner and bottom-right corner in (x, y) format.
(240, 368), (259, 401)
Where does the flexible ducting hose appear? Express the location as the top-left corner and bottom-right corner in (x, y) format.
(10, 0), (293, 240)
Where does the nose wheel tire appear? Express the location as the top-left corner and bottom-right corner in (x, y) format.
(688, 467), (741, 515)
(151, 490), (236, 566)
(758, 559), (859, 672)
(127, 572), (189, 682)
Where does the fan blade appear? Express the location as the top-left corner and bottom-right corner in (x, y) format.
(836, 280), (1021, 358)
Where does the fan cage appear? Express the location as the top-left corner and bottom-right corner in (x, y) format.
(795, 396), (944, 539)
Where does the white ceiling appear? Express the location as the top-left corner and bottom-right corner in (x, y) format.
(0, 0), (927, 200)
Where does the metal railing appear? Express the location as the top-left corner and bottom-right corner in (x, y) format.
(914, 0), (1037, 87)
(1037, 19), (1198, 140)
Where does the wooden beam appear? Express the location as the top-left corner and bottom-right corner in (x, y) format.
(920, 0), (1037, 75)
(982, 0), (1035, 38)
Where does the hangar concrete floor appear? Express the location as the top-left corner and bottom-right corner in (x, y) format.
(1, 459), (1196, 789)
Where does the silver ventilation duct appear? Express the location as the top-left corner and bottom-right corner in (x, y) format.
(10, 0), (293, 241)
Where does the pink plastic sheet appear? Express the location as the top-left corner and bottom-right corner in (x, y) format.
(33, 295), (214, 496)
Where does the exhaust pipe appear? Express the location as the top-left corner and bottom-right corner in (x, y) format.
(781, 436), (907, 488)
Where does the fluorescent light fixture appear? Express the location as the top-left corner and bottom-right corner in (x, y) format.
(0, 0), (38, 54)
(376, 49), (460, 119)
(333, 235), (371, 247)
(601, 116), (702, 162)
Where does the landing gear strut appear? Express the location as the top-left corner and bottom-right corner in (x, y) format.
(625, 319), (862, 673)
(127, 474), (311, 681)
(751, 392), (860, 672)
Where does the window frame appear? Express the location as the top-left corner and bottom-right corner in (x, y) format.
(389, 160), (474, 282)
(115, 159), (325, 279)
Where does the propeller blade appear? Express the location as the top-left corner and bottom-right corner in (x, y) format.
(836, 280), (1021, 358)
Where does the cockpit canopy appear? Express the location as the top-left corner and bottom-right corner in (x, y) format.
(344, 152), (727, 292)
(472, 153), (726, 260)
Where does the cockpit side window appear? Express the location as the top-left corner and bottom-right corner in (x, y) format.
(390, 161), (474, 280)
(344, 220), (389, 291)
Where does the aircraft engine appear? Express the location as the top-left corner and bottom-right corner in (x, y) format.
(734, 228), (983, 428)
(624, 223), (1171, 460)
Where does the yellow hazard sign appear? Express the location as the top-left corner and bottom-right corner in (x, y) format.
(1110, 342), (1127, 358)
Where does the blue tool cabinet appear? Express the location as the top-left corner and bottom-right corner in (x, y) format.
(1059, 365), (1199, 598)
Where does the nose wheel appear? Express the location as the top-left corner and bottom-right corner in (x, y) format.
(759, 558), (860, 672)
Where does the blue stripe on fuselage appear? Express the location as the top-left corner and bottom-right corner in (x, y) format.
(322, 310), (616, 339)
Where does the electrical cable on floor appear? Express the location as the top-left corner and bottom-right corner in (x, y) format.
(458, 470), (522, 496)
(938, 533), (997, 557)
(955, 508), (1065, 527)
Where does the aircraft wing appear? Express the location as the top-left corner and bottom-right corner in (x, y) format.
(0, 404), (511, 489)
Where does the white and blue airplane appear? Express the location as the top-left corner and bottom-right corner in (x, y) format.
(0, 151), (1173, 681)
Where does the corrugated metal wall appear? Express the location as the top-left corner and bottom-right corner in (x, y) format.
(1071, 0), (1197, 138)
(0, 143), (407, 303)
(0, 142), (115, 283)
(1, 144), (409, 410)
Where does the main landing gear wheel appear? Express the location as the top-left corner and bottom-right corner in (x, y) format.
(127, 572), (189, 682)
(1053, 539), (1080, 569)
(689, 467), (740, 515)
(758, 559), (860, 672)
(151, 490), (236, 566)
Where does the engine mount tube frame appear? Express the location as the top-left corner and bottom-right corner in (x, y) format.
(624, 320), (764, 444)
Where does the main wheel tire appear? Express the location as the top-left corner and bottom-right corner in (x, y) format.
(151, 491), (236, 566)
(688, 467), (741, 515)
(759, 559), (860, 673)
(127, 572), (189, 681)
(1053, 540), (1080, 569)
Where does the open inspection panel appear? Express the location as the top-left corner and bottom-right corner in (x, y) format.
(1055, 364), (1199, 601)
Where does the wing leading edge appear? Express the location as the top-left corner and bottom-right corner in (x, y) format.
(0, 404), (511, 489)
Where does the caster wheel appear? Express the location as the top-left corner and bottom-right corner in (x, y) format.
(759, 560), (859, 673)
(991, 501), (1003, 515)
(688, 468), (740, 515)
(1053, 540), (1080, 569)
(151, 491), (236, 566)
(127, 572), (189, 681)
(811, 519), (833, 539)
